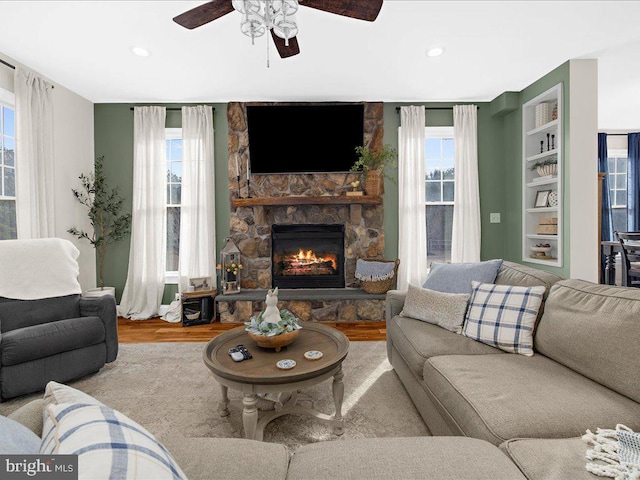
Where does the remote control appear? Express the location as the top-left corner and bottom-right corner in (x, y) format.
(228, 344), (252, 362)
(230, 351), (244, 362)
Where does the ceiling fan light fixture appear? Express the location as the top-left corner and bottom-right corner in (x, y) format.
(427, 47), (445, 58)
(131, 47), (151, 57)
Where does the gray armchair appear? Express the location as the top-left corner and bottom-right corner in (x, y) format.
(0, 293), (118, 400)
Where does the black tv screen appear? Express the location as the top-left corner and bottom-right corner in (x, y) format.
(247, 104), (364, 174)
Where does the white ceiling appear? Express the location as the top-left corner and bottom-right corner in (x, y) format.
(0, 1), (639, 129)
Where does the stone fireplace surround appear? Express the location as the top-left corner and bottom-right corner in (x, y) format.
(220, 101), (386, 322)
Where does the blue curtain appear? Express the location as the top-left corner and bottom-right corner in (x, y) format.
(628, 133), (640, 231)
(599, 133), (613, 241)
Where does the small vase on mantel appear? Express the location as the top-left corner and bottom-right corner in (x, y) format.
(365, 169), (384, 196)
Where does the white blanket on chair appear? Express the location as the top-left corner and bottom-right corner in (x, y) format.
(0, 238), (82, 300)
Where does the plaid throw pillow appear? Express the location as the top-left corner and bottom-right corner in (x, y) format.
(462, 281), (545, 356)
(41, 403), (186, 480)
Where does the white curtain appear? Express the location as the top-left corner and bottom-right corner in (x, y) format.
(397, 106), (427, 291)
(14, 68), (54, 239)
(451, 105), (481, 263)
(179, 105), (216, 290)
(119, 106), (167, 319)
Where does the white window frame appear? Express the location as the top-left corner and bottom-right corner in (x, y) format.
(608, 148), (628, 209)
(0, 89), (17, 240)
(425, 126), (455, 206)
(165, 128), (182, 284)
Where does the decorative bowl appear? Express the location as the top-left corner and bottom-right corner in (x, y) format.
(530, 246), (552, 254)
(248, 329), (300, 352)
(536, 164), (557, 177)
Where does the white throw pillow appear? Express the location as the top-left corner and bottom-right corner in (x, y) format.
(44, 381), (104, 408)
(400, 284), (470, 333)
(462, 281), (545, 356)
(41, 400), (186, 480)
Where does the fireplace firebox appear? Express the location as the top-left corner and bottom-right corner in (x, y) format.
(272, 224), (345, 289)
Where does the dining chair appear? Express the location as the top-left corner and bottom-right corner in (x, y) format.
(616, 231), (640, 287)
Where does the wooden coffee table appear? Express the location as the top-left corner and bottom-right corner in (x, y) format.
(203, 322), (349, 441)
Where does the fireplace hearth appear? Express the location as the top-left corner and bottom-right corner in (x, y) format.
(272, 224), (345, 289)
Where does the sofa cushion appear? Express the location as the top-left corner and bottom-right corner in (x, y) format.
(387, 315), (502, 380)
(1, 316), (105, 366)
(535, 279), (640, 403)
(0, 294), (81, 332)
(495, 261), (563, 290)
(286, 437), (527, 480)
(42, 402), (187, 480)
(7, 399), (45, 437)
(423, 354), (640, 446)
(500, 437), (592, 480)
(44, 381), (104, 407)
(400, 284), (470, 333)
(462, 282), (545, 356)
(0, 414), (41, 454)
(423, 260), (503, 294)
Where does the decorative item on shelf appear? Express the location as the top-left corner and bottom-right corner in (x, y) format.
(530, 156), (558, 178)
(530, 243), (555, 260)
(551, 134), (555, 150)
(355, 258), (400, 294)
(218, 237), (242, 295)
(534, 102), (551, 128)
(189, 276), (213, 292)
(548, 190), (559, 207)
(68, 156), (131, 297)
(350, 144), (397, 196)
(245, 288), (302, 352)
(346, 180), (364, 197)
(540, 140), (544, 154)
(534, 190), (551, 208)
(551, 102), (558, 121)
(546, 133), (550, 151)
(536, 217), (558, 235)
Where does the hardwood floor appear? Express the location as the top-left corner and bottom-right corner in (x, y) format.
(117, 318), (386, 343)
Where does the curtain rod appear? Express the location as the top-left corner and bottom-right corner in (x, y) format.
(0, 59), (15, 70)
(602, 133), (629, 136)
(129, 107), (215, 111)
(395, 106), (479, 113)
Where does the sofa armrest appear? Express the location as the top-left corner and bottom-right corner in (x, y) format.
(385, 290), (407, 321)
(79, 295), (118, 363)
(8, 399), (45, 437)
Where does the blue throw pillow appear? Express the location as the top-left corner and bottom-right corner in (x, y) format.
(423, 259), (503, 294)
(0, 415), (41, 454)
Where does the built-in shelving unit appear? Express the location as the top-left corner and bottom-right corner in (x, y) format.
(522, 84), (563, 267)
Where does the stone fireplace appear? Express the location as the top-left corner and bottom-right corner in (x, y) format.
(272, 224), (345, 289)
(227, 101), (385, 291)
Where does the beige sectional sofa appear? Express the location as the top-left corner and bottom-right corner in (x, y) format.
(386, 260), (640, 479)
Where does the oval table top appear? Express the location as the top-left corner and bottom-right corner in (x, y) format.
(203, 322), (349, 385)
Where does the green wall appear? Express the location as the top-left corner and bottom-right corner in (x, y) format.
(382, 103), (506, 261)
(498, 62), (570, 278)
(93, 104), (229, 303)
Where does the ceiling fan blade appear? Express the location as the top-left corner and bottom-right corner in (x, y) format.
(301, 0), (383, 22)
(173, 1), (234, 29)
(270, 30), (300, 58)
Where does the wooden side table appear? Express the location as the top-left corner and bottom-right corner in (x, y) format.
(203, 322), (349, 441)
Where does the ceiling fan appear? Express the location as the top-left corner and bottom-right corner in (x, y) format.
(173, 0), (384, 59)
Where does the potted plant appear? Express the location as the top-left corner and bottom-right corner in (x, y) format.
(350, 144), (397, 195)
(68, 156), (131, 297)
(530, 156), (558, 177)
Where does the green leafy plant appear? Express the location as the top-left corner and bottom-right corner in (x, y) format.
(245, 310), (302, 337)
(530, 156), (558, 171)
(68, 156), (131, 288)
(350, 144), (397, 181)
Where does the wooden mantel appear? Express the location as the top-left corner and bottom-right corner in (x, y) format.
(232, 195), (382, 208)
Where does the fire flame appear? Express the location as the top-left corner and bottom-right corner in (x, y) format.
(289, 249), (336, 269)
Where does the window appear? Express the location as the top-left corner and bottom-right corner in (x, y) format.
(166, 128), (182, 279)
(0, 97), (16, 240)
(608, 149), (628, 234)
(425, 127), (455, 265)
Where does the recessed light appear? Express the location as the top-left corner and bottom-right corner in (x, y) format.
(131, 47), (151, 57)
(427, 47), (444, 58)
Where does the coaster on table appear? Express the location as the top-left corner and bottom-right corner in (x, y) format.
(276, 359), (296, 370)
(304, 350), (323, 361)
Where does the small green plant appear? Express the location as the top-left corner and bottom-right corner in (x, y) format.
(350, 144), (397, 181)
(245, 310), (302, 337)
(530, 156), (558, 171)
(68, 156), (131, 289)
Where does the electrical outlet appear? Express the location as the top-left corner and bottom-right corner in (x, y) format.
(490, 213), (501, 224)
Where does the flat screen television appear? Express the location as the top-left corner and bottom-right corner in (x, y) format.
(246, 104), (364, 174)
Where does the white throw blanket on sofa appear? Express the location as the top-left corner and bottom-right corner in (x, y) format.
(0, 238), (82, 300)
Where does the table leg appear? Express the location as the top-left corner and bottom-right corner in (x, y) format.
(332, 365), (344, 435)
(605, 249), (616, 285)
(218, 385), (230, 417)
(243, 393), (259, 440)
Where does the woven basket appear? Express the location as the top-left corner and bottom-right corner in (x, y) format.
(359, 258), (400, 294)
(365, 170), (384, 196)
